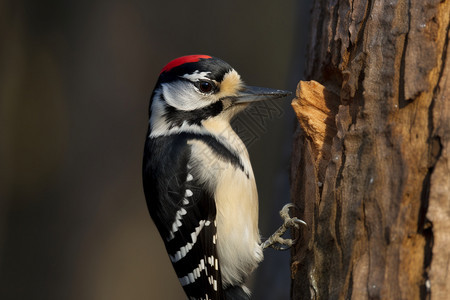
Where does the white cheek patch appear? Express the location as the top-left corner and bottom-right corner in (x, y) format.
(149, 92), (207, 137)
(161, 81), (212, 111)
(149, 91), (169, 133)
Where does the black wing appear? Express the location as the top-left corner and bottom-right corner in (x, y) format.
(143, 135), (224, 300)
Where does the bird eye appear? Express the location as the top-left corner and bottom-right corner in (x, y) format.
(198, 80), (215, 94)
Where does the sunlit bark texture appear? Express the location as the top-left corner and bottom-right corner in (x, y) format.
(290, 0), (449, 299)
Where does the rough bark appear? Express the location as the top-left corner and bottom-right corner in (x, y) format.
(290, 0), (449, 299)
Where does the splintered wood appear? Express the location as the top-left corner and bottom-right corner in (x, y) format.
(291, 80), (338, 180)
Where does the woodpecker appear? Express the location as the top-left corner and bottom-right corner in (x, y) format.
(143, 55), (304, 300)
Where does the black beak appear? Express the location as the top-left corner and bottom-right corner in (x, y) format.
(233, 86), (292, 104)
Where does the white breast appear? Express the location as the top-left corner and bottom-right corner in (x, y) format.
(214, 159), (263, 286)
(188, 119), (263, 287)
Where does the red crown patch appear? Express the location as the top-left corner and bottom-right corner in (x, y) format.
(160, 55), (212, 74)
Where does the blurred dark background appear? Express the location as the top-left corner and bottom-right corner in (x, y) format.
(0, 0), (311, 299)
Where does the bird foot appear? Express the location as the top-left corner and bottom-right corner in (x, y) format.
(262, 204), (306, 251)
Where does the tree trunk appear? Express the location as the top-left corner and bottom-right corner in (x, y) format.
(290, 0), (449, 299)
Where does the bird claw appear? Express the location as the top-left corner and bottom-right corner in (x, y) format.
(262, 204), (307, 251)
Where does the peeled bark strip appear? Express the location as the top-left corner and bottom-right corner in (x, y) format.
(290, 0), (450, 299)
(291, 80), (339, 181)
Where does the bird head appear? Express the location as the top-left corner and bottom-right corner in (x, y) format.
(148, 55), (290, 137)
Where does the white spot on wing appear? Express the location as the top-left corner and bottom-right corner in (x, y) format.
(200, 259), (205, 270)
(180, 246), (187, 257)
(167, 207), (189, 241)
(191, 231), (198, 244)
(179, 275), (189, 286)
(169, 220), (206, 262)
(210, 255), (215, 265)
(186, 173), (193, 181)
(171, 222), (179, 234)
(185, 189), (193, 197)
(188, 272), (195, 283)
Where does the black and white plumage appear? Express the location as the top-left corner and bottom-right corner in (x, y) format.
(142, 55), (293, 300)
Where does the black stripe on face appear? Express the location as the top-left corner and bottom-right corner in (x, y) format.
(164, 100), (224, 128)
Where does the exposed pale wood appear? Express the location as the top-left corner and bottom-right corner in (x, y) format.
(291, 80), (339, 181)
(290, 0), (450, 299)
